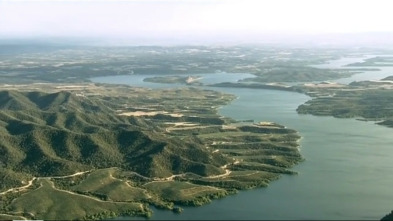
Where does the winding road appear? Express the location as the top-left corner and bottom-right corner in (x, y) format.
(0, 170), (92, 195)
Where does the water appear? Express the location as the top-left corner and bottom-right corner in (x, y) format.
(91, 55), (393, 220)
(311, 55), (393, 84)
(309, 56), (376, 69)
(198, 72), (256, 85)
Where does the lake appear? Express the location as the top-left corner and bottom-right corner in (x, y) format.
(92, 55), (393, 220)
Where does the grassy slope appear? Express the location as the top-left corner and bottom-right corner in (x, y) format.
(9, 179), (146, 220)
(144, 181), (227, 206)
(0, 89), (232, 191)
(72, 168), (150, 202)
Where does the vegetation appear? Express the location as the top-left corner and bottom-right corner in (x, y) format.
(9, 179), (149, 220)
(298, 89), (393, 119)
(2, 44), (391, 220)
(382, 210), (393, 221)
(383, 76), (393, 81)
(172, 207), (183, 213)
(144, 75), (202, 85)
(71, 168), (150, 202)
(297, 78), (393, 128)
(347, 56), (393, 67)
(0, 83), (303, 220)
(209, 82), (302, 92)
(0, 213), (27, 220)
(0, 168), (33, 193)
(143, 181), (229, 206)
(241, 66), (354, 83)
(0, 45), (349, 84)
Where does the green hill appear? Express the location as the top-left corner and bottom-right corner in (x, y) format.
(0, 89), (232, 190)
(0, 85), (303, 219)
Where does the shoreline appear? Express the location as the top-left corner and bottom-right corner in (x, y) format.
(0, 83), (303, 220)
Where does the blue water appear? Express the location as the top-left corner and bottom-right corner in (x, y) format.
(92, 55), (393, 220)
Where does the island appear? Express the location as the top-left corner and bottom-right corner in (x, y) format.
(143, 75), (203, 85)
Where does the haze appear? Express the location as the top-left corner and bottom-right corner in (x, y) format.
(1, 0), (393, 45)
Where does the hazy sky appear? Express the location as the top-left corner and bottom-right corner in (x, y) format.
(1, 0), (393, 40)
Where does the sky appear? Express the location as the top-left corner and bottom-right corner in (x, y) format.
(1, 0), (393, 44)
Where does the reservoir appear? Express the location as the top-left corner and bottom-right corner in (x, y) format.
(92, 56), (393, 220)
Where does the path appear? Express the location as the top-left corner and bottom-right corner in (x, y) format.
(0, 178), (37, 195)
(0, 170), (91, 195)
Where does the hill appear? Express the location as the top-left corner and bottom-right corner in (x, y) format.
(0, 89), (232, 182)
(0, 83), (303, 220)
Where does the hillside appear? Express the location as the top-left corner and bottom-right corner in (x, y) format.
(0, 89), (232, 182)
(0, 83), (303, 220)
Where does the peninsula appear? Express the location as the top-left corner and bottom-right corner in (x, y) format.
(0, 83), (302, 220)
